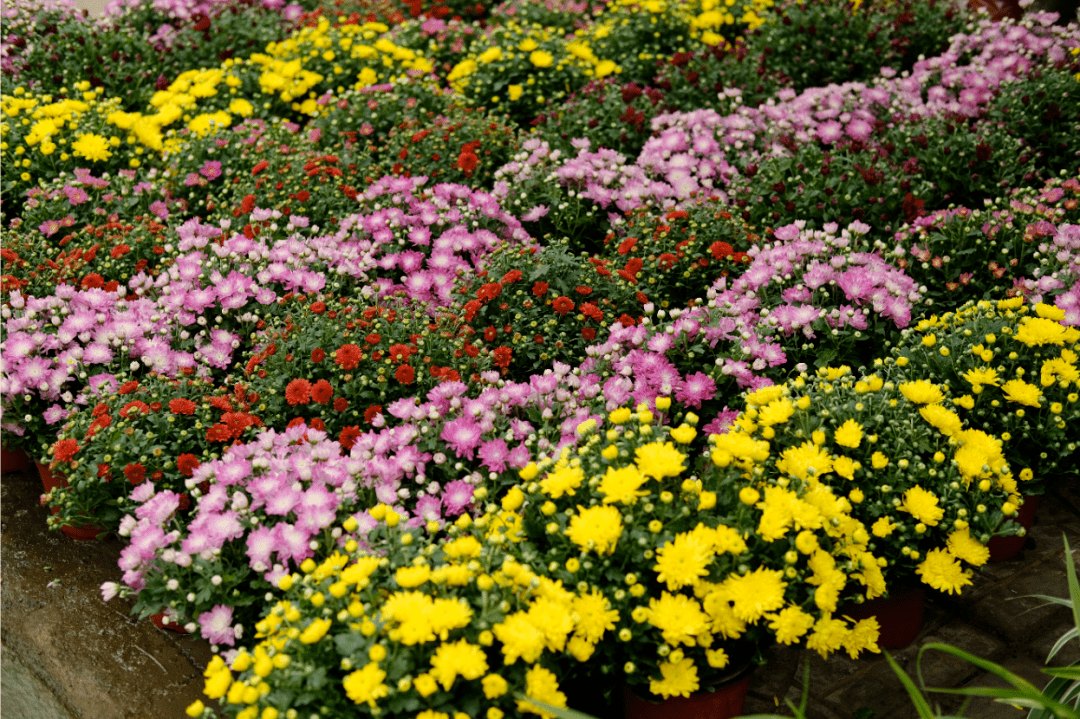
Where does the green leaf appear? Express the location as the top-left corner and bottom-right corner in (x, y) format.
(884, 651), (937, 719)
(333, 633), (365, 656)
(512, 693), (601, 719)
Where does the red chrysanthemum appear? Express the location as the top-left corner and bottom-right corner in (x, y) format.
(581, 302), (603, 322)
(309, 418), (326, 431)
(363, 405), (383, 424)
(177, 453), (201, 477)
(123, 462), (146, 485)
(209, 396), (233, 412)
(252, 161), (270, 176)
(464, 299), (482, 322)
(119, 381), (139, 395)
(169, 398), (197, 415)
(395, 364), (415, 385)
(575, 286), (593, 295)
(311, 348), (326, 363)
(120, 400), (150, 418)
(92, 403), (109, 417)
(365, 333), (382, 345)
(501, 270), (522, 285)
(206, 424), (233, 442)
(339, 425), (362, 451)
(477, 282), (502, 302)
(456, 152), (479, 173)
(582, 327), (596, 341)
(552, 296), (575, 315)
(618, 314), (636, 327)
(493, 346), (512, 369)
(387, 343), (412, 363)
(310, 301), (325, 314)
(710, 241), (734, 260)
(334, 344), (362, 370)
(311, 379), (334, 404)
(333, 398), (349, 412)
(285, 379), (312, 406)
(532, 281), (548, 297)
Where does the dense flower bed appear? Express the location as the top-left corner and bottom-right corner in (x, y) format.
(3, 0), (1080, 716)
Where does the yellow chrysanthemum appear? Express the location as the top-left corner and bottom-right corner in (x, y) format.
(916, 548), (972, 595)
(493, 612), (546, 664)
(953, 429), (1007, 481)
(1014, 316), (1080, 346)
(946, 527), (990, 567)
(71, 133), (112, 162)
(899, 380), (945, 405)
(777, 441), (833, 480)
(1001, 378), (1042, 407)
(649, 658), (700, 699)
(539, 464), (584, 498)
(871, 516), (896, 538)
(745, 384), (785, 406)
(962, 366), (1001, 388)
(700, 587), (747, 639)
(1041, 357), (1079, 387)
(722, 567), (787, 623)
(517, 665), (567, 718)
(429, 639), (488, 690)
(395, 565), (431, 588)
(343, 662), (388, 707)
(529, 50), (555, 67)
(653, 530), (713, 590)
(571, 590), (619, 643)
(565, 505), (623, 554)
(635, 441), (686, 479)
(806, 615), (849, 659)
(768, 605), (816, 645)
(833, 418), (864, 448)
(899, 485), (944, 526)
(597, 464), (649, 505)
(842, 618), (881, 659)
(299, 617), (331, 644)
(647, 592), (711, 646)
(919, 404), (963, 437)
(758, 398), (795, 426)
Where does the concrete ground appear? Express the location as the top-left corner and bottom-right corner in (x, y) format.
(2, 454), (1078, 719)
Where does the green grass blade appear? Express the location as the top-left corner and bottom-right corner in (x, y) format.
(884, 651), (938, 719)
(1049, 629), (1080, 664)
(1064, 535), (1080, 646)
(919, 643), (1043, 694)
(513, 694), (600, 719)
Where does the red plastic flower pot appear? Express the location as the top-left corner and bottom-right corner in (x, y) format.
(988, 495), (1041, 563)
(150, 613), (190, 634)
(844, 584), (926, 650)
(624, 673), (752, 719)
(35, 462), (107, 542)
(1, 443), (30, 475)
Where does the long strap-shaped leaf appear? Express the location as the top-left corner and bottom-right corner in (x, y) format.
(885, 651), (939, 719)
(513, 694), (600, 719)
(917, 642), (1080, 719)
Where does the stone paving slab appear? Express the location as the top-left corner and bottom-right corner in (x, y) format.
(1, 465), (213, 719)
